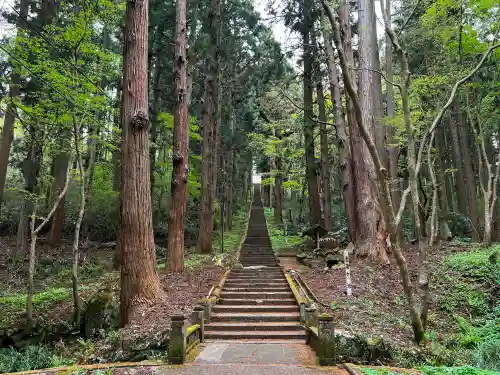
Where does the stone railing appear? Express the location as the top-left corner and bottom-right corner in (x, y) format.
(285, 272), (336, 366)
(305, 309), (336, 366)
(167, 305), (205, 364)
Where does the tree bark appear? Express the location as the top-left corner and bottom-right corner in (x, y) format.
(316, 72), (332, 230)
(449, 110), (469, 217)
(15, 143), (42, 261)
(320, 9), (355, 239)
(455, 102), (479, 237)
(343, 0), (385, 258)
(150, 59), (162, 214)
(198, 0), (221, 254)
(434, 127), (453, 239)
(0, 0), (30, 210)
(49, 150), (70, 246)
(119, 0), (163, 326)
(71, 117), (85, 326)
(384, 0), (404, 244)
(167, 0), (189, 273)
(303, 0), (322, 226)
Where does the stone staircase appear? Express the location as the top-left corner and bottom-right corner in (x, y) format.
(205, 185), (305, 340)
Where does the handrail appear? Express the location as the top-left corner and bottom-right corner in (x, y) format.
(289, 269), (330, 308)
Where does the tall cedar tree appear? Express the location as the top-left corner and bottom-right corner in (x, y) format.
(167, 0), (189, 272)
(302, 0), (322, 225)
(119, 0), (163, 326)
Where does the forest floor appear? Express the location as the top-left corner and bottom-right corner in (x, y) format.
(278, 239), (499, 368)
(0, 237), (225, 363)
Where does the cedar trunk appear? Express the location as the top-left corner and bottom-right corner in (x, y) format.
(320, 9), (356, 239)
(198, 0), (221, 254)
(119, 0), (163, 326)
(344, 0), (385, 258)
(303, 0), (322, 226)
(167, 0), (189, 273)
(384, 0), (404, 243)
(0, 0), (30, 209)
(316, 77), (332, 230)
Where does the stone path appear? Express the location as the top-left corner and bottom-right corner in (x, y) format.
(195, 342), (316, 365)
(205, 185), (305, 340)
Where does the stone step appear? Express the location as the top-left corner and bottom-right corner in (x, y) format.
(224, 282), (287, 287)
(211, 312), (300, 322)
(220, 291), (293, 299)
(240, 262), (278, 266)
(223, 287), (291, 292)
(212, 305), (299, 313)
(204, 331), (306, 340)
(219, 298), (296, 305)
(226, 278), (285, 283)
(205, 322), (304, 331)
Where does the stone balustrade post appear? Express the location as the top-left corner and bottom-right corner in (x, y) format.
(299, 303), (306, 324)
(168, 314), (186, 364)
(193, 305), (205, 343)
(305, 306), (317, 328)
(317, 314), (335, 366)
(200, 301), (212, 324)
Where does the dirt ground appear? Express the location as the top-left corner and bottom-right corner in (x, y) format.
(0, 235), (224, 359)
(281, 241), (471, 348)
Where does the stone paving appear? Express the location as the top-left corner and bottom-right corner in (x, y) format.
(195, 342), (317, 365)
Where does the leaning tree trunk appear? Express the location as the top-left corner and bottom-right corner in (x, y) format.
(119, 0), (163, 326)
(303, 0), (322, 226)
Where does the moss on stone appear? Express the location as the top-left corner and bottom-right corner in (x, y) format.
(186, 324), (200, 336)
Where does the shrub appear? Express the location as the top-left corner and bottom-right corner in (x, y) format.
(419, 366), (498, 375)
(444, 247), (499, 280)
(473, 339), (500, 371)
(0, 288), (69, 308)
(0, 345), (72, 373)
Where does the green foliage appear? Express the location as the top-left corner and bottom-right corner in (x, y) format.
(473, 339), (500, 371)
(0, 288), (69, 308)
(264, 207), (304, 250)
(359, 367), (407, 375)
(0, 345), (73, 373)
(419, 366), (498, 375)
(444, 246), (499, 280)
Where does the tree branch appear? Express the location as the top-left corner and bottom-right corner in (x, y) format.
(397, 0), (422, 35)
(280, 89), (335, 127)
(348, 65), (402, 92)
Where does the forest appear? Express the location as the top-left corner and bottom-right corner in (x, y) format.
(0, 0), (499, 373)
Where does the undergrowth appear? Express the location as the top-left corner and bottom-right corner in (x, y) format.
(264, 207), (304, 250)
(0, 288), (69, 308)
(0, 345), (73, 373)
